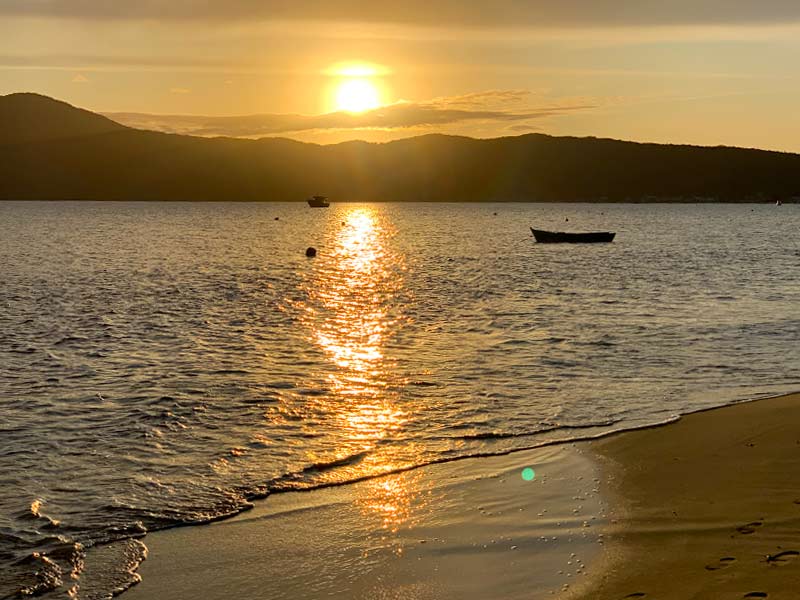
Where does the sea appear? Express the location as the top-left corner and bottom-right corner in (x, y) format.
(1, 201), (799, 598)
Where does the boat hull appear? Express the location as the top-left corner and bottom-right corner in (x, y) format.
(531, 228), (615, 243)
(307, 195), (330, 208)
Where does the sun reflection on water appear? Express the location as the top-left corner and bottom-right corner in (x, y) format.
(302, 207), (408, 456)
(357, 469), (423, 553)
(277, 206), (433, 536)
(314, 210), (392, 375)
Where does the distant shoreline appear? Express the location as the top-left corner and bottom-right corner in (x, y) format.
(1, 199), (796, 204)
(5, 94), (800, 204)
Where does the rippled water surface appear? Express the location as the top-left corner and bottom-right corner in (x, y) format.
(1, 201), (799, 597)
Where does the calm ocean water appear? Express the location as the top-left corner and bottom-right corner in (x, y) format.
(1, 201), (799, 598)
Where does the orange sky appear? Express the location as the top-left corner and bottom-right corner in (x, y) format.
(3, 1), (800, 150)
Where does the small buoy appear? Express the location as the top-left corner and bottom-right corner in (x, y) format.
(493, 212), (498, 216)
(565, 217), (569, 222)
(305, 247), (317, 257)
(274, 217), (279, 221)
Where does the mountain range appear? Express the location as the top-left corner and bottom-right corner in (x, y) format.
(2, 93), (799, 202)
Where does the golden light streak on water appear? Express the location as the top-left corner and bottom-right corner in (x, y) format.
(356, 469), (426, 549)
(302, 206), (408, 457)
(298, 207), (428, 534)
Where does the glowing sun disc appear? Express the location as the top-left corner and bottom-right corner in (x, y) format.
(335, 79), (381, 113)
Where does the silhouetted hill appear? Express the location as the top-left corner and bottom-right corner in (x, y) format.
(2, 93), (800, 201)
(0, 93), (128, 143)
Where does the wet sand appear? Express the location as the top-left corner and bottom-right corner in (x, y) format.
(119, 443), (607, 600)
(578, 392), (800, 600)
(118, 392), (800, 600)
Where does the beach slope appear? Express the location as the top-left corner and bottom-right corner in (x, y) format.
(121, 444), (605, 600)
(581, 392), (800, 600)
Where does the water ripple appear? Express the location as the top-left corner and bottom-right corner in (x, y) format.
(1, 201), (799, 597)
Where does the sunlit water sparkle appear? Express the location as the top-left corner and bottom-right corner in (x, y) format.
(1, 201), (799, 597)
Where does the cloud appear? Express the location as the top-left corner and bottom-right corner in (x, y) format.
(430, 90), (534, 108)
(103, 91), (594, 138)
(4, 1), (800, 28)
(507, 123), (543, 133)
(71, 73), (89, 83)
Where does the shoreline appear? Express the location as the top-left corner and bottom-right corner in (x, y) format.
(111, 391), (800, 599)
(119, 443), (608, 600)
(576, 392), (800, 599)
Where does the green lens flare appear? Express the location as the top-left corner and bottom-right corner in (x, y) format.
(521, 467), (535, 481)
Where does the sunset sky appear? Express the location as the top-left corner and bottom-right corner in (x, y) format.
(3, 1), (800, 149)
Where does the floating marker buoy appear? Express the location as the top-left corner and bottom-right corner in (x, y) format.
(305, 247), (317, 257)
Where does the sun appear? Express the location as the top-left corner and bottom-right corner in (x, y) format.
(325, 61), (389, 113)
(335, 79), (381, 113)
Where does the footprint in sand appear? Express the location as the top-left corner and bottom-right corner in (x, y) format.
(736, 521), (763, 535)
(705, 556), (736, 571)
(766, 550), (799, 565)
(743, 593), (768, 599)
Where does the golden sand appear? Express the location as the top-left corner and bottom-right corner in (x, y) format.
(579, 393), (800, 600)
(119, 393), (800, 600)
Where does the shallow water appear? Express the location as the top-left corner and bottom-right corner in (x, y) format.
(125, 444), (604, 600)
(1, 201), (799, 598)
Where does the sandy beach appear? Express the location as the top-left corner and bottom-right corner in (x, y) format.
(115, 392), (800, 600)
(577, 392), (800, 600)
(120, 443), (606, 600)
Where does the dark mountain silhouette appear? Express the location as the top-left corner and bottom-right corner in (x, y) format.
(0, 93), (128, 143)
(2, 92), (799, 202)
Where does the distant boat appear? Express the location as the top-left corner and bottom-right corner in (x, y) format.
(776, 199), (783, 206)
(307, 195), (330, 208)
(531, 228), (616, 244)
